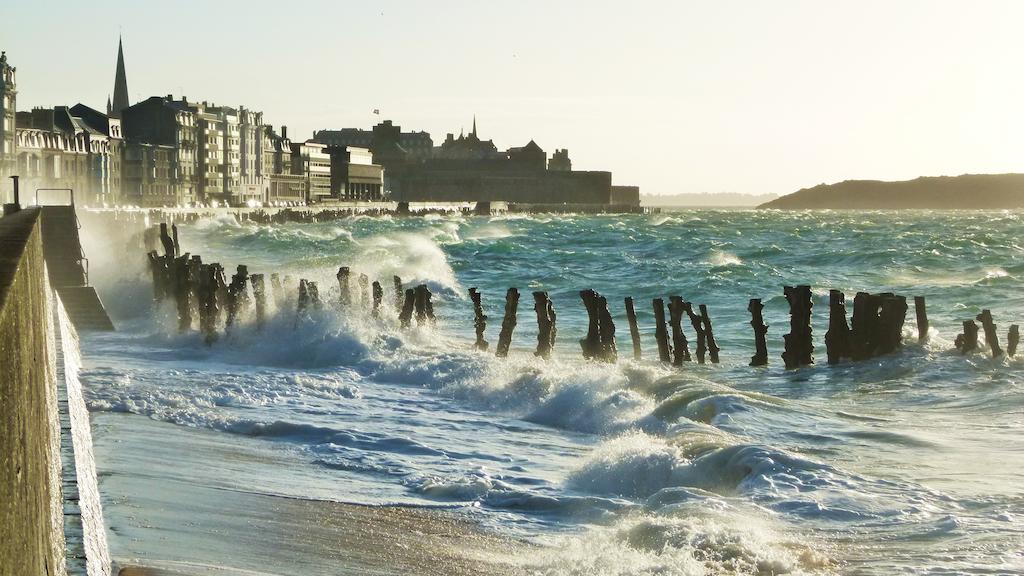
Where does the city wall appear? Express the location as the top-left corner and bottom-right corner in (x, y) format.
(0, 207), (111, 576)
(0, 208), (65, 576)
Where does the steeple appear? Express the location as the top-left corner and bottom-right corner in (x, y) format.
(110, 36), (129, 118)
(471, 115), (477, 138)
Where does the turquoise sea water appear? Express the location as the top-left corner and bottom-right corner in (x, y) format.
(80, 210), (1024, 574)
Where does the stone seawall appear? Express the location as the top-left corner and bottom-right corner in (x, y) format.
(0, 208), (66, 576)
(0, 207), (111, 575)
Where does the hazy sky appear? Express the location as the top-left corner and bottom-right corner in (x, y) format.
(6, 0), (1024, 195)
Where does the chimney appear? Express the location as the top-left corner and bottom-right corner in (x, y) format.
(281, 126), (288, 139)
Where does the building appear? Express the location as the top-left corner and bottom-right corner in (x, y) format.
(238, 106), (264, 205)
(290, 140), (331, 203)
(327, 146), (384, 201)
(121, 96), (198, 206)
(14, 106), (121, 206)
(262, 125), (305, 204)
(435, 117), (502, 161)
(69, 104), (123, 205)
(313, 120), (433, 160)
(0, 51), (16, 180)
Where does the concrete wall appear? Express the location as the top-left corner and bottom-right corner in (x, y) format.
(399, 169), (612, 204)
(0, 208), (67, 576)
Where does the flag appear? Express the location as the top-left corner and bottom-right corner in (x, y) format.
(373, 109), (380, 115)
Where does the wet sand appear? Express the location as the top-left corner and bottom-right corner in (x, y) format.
(92, 413), (526, 576)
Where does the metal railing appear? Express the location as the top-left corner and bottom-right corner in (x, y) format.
(33, 188), (75, 207)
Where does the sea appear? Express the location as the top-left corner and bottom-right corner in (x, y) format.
(77, 209), (1024, 575)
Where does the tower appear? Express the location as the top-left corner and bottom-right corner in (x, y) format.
(471, 115), (477, 138)
(0, 51), (16, 177)
(110, 37), (130, 118)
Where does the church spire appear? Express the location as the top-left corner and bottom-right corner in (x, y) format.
(472, 115), (477, 137)
(111, 36), (129, 118)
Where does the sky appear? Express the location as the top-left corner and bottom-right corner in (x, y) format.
(5, 0), (1024, 195)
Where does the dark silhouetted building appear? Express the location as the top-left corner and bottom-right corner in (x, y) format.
(0, 51), (16, 179)
(327, 146), (383, 201)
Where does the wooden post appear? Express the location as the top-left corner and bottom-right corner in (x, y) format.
(597, 295), (617, 363)
(914, 296), (929, 343)
(359, 273), (370, 310)
(159, 223), (175, 258)
(849, 292), (875, 360)
(682, 301), (706, 364)
(825, 289), (851, 364)
(296, 279), (310, 327)
(399, 288), (415, 328)
(748, 298), (768, 366)
(782, 285), (813, 368)
(877, 294), (907, 355)
(957, 320), (979, 353)
(337, 267), (351, 307)
(470, 288), (489, 351)
(172, 255), (192, 332)
(1007, 325), (1019, 357)
(307, 281), (322, 309)
(251, 274), (266, 330)
(624, 297), (641, 360)
(371, 281), (383, 318)
(667, 296), (691, 365)
(533, 291), (556, 359)
(171, 224), (181, 258)
(147, 250), (165, 301)
(653, 298), (672, 363)
(495, 288), (520, 358)
(976, 309), (1002, 358)
(199, 264), (219, 344)
(579, 289), (601, 359)
(225, 265), (249, 333)
(393, 276), (403, 310)
(699, 304), (720, 364)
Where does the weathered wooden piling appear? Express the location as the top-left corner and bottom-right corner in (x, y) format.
(171, 224), (181, 258)
(399, 288), (415, 328)
(199, 264), (219, 344)
(147, 251), (166, 301)
(371, 281), (383, 318)
(876, 294), (907, 355)
(159, 223), (175, 258)
(748, 298), (768, 366)
(849, 292), (878, 361)
(172, 255), (192, 332)
(624, 297), (641, 360)
(667, 296), (691, 365)
(469, 288), (489, 351)
(393, 276), (403, 310)
(359, 274), (370, 310)
(596, 295), (617, 363)
(413, 284), (435, 326)
(699, 304), (720, 364)
(533, 291), (556, 359)
(251, 274), (266, 330)
(495, 288), (520, 358)
(296, 279), (311, 326)
(652, 298), (672, 363)
(579, 289), (602, 360)
(337, 267), (352, 307)
(782, 285), (813, 368)
(914, 296), (929, 342)
(682, 301), (706, 364)
(1007, 325), (1019, 357)
(957, 320), (979, 353)
(307, 281), (322, 310)
(825, 289), (851, 364)
(225, 265), (250, 331)
(976, 309), (1002, 358)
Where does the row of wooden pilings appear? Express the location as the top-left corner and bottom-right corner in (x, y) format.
(146, 223), (438, 344)
(147, 222), (1019, 363)
(470, 285), (1020, 367)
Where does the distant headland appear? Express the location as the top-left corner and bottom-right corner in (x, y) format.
(760, 173), (1024, 209)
